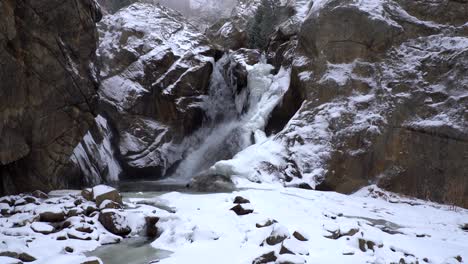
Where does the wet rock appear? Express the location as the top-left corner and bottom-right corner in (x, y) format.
(252, 251), (277, 264)
(93, 185), (122, 207)
(230, 204), (254, 216)
(98, 210), (131, 236)
(233, 196), (250, 204)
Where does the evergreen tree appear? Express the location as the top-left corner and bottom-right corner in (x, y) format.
(247, 0), (280, 50)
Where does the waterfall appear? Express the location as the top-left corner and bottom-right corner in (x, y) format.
(161, 53), (291, 185)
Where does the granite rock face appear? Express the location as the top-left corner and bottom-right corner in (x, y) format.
(274, 0), (468, 207)
(70, 3), (219, 181)
(0, 0), (102, 194)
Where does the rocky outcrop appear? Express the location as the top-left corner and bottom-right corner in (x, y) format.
(270, 0), (468, 207)
(81, 3), (219, 180)
(0, 0), (102, 194)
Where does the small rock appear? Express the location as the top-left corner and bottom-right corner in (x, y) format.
(145, 216), (159, 237)
(233, 196), (250, 204)
(99, 199), (122, 210)
(81, 257), (102, 264)
(455, 256), (462, 262)
(68, 230), (92, 241)
(32, 190), (48, 199)
(81, 188), (94, 201)
(0, 196), (13, 206)
(56, 235), (68, 240)
(461, 224), (468, 231)
(65, 247), (74, 253)
(93, 185), (122, 207)
(98, 209), (131, 236)
(14, 198), (27, 206)
(358, 239), (377, 252)
(230, 204), (254, 216)
(74, 198), (84, 206)
(325, 228), (359, 240)
(280, 244), (295, 255)
(0, 203), (11, 215)
(276, 254), (306, 264)
(256, 219), (278, 228)
(31, 222), (54, 235)
(292, 231), (308, 241)
(265, 224), (289, 246)
(83, 204), (98, 216)
(67, 209), (80, 217)
(252, 251), (277, 264)
(75, 225), (94, 234)
(280, 239), (309, 256)
(19, 252), (36, 262)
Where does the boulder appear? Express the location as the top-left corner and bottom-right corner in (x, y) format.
(37, 207), (65, 222)
(30, 222), (54, 235)
(98, 210), (131, 236)
(92, 185), (122, 207)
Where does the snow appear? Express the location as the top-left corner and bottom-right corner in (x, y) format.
(146, 185), (468, 264)
(1, 185), (467, 263)
(30, 222), (54, 233)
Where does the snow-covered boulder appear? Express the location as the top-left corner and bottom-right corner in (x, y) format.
(30, 222), (55, 235)
(98, 209), (132, 236)
(92, 185), (122, 207)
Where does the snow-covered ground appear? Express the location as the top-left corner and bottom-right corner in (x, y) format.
(147, 185), (468, 264)
(1, 185), (467, 264)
